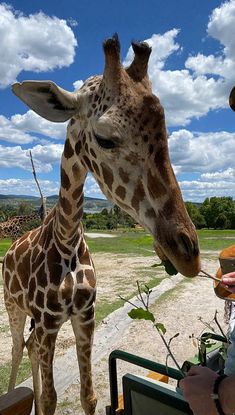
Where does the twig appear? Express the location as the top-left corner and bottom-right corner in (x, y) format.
(145, 285), (151, 310)
(29, 150), (47, 220)
(199, 270), (221, 283)
(156, 328), (184, 376)
(136, 280), (147, 309)
(214, 310), (227, 338)
(118, 295), (138, 309)
(29, 150), (43, 200)
(197, 316), (215, 333)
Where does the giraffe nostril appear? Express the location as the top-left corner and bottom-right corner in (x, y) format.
(179, 232), (197, 257)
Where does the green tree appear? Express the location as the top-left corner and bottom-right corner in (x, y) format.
(185, 202), (206, 229)
(215, 213), (228, 229)
(200, 197), (235, 229)
(17, 202), (32, 215)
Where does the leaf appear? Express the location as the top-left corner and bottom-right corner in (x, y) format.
(151, 260), (178, 276)
(128, 308), (155, 323)
(171, 332), (180, 339)
(162, 260), (178, 276)
(155, 322), (166, 335)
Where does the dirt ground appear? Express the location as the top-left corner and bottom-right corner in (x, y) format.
(0, 250), (228, 415)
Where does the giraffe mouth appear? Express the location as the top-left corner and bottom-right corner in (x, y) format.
(154, 243), (168, 262)
(154, 239), (201, 278)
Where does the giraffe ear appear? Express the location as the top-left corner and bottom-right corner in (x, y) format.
(12, 81), (79, 122)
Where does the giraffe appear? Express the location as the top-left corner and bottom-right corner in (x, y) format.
(0, 210), (43, 241)
(3, 36), (201, 415)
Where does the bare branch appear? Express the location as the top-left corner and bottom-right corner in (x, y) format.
(155, 325), (184, 376)
(199, 270), (221, 283)
(29, 150), (47, 220)
(136, 280), (147, 309)
(118, 295), (138, 309)
(29, 150), (43, 200)
(214, 310), (227, 338)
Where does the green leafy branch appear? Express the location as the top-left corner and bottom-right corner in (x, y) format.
(119, 281), (184, 376)
(190, 310), (227, 365)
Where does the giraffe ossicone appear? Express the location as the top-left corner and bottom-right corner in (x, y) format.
(3, 35), (200, 415)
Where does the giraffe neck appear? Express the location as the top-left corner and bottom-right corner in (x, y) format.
(15, 212), (40, 223)
(54, 131), (87, 249)
(0, 212), (41, 240)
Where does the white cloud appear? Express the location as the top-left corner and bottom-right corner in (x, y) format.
(0, 144), (63, 172)
(207, 0), (235, 58)
(67, 18), (78, 28)
(0, 4), (77, 88)
(11, 111), (67, 141)
(73, 80), (84, 90)
(0, 174), (106, 199)
(0, 111), (67, 144)
(179, 178), (235, 202)
(123, 29), (226, 126)
(169, 129), (235, 173)
(124, 29), (181, 70)
(0, 178), (59, 196)
(84, 174), (105, 199)
(185, 0), (235, 78)
(123, 1), (235, 127)
(0, 115), (36, 144)
(201, 167), (235, 181)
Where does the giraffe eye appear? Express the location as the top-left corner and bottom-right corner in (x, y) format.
(94, 133), (116, 149)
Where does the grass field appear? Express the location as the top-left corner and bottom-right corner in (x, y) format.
(1, 229), (235, 258)
(0, 358), (31, 395)
(0, 238), (11, 257)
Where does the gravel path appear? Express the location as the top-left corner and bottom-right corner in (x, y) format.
(17, 251), (227, 415)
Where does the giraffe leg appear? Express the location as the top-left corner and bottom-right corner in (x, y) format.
(34, 328), (58, 415)
(4, 293), (26, 391)
(71, 307), (97, 415)
(25, 329), (42, 415)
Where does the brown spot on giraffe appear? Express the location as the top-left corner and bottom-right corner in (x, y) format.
(61, 273), (74, 302)
(59, 195), (72, 216)
(61, 168), (71, 191)
(147, 169), (166, 199)
(115, 185), (126, 200)
(84, 269), (96, 288)
(72, 184), (84, 200)
(100, 162), (114, 190)
(74, 288), (92, 310)
(47, 290), (63, 313)
(76, 270), (84, 284)
(44, 312), (59, 330)
(64, 138), (74, 159)
(36, 290), (45, 308)
(131, 179), (145, 212)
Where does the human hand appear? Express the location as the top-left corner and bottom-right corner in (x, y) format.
(179, 366), (218, 415)
(221, 271), (235, 293)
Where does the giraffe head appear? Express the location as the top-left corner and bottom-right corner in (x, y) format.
(12, 35), (200, 277)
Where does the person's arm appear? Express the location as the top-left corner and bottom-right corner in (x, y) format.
(179, 366), (218, 415)
(179, 366), (235, 414)
(219, 374), (235, 414)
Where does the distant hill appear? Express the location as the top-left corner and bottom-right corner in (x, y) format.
(0, 194), (113, 213)
(0, 194), (36, 199)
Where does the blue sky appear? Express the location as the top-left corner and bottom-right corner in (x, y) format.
(0, 0), (235, 201)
